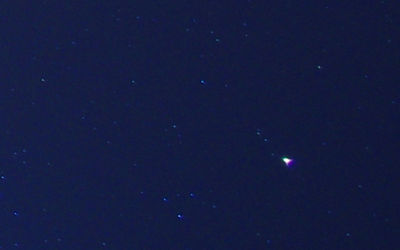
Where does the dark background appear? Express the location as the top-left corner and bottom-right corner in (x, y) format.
(0, 1), (398, 249)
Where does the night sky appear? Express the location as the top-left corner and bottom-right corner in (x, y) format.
(0, 1), (398, 249)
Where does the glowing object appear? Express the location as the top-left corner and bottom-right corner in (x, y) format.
(282, 157), (294, 167)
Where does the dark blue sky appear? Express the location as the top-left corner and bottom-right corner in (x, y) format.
(0, 1), (398, 249)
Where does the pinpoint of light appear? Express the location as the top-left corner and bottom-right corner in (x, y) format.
(282, 157), (294, 167)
